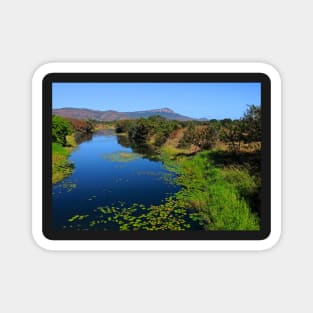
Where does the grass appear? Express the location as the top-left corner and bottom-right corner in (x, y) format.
(161, 142), (199, 158)
(58, 126), (261, 231)
(166, 150), (260, 230)
(52, 135), (77, 184)
(65, 134), (77, 147)
(64, 147), (260, 231)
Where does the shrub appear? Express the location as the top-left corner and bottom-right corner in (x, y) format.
(52, 115), (72, 145)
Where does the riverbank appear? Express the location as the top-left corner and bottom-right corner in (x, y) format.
(52, 115), (95, 184)
(52, 134), (76, 184)
(53, 115), (261, 231)
(53, 131), (182, 230)
(64, 131), (260, 231)
(159, 148), (260, 230)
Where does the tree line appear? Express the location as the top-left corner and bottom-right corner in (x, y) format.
(115, 105), (261, 152)
(52, 115), (94, 146)
(52, 105), (261, 152)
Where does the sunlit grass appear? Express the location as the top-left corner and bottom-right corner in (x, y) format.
(171, 151), (260, 230)
(64, 148), (260, 231)
(52, 142), (74, 184)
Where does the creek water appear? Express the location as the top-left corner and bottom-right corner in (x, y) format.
(52, 130), (180, 230)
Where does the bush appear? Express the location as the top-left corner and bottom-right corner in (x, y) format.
(178, 124), (219, 149)
(65, 117), (94, 133)
(52, 115), (72, 145)
(115, 120), (133, 133)
(128, 119), (151, 143)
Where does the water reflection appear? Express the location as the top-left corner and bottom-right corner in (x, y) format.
(117, 134), (159, 161)
(75, 132), (93, 144)
(52, 131), (180, 230)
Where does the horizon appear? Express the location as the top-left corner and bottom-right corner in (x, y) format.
(52, 106), (251, 121)
(52, 82), (261, 120)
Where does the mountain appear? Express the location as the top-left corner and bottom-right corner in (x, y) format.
(198, 117), (209, 121)
(124, 108), (193, 120)
(52, 108), (128, 121)
(52, 107), (196, 121)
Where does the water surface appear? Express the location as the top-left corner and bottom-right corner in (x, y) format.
(52, 131), (180, 230)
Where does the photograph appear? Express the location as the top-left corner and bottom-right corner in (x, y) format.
(51, 82), (262, 232)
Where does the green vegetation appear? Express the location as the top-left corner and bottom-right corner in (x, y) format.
(115, 105), (261, 153)
(113, 105), (261, 230)
(60, 105), (262, 231)
(66, 200), (192, 231)
(116, 116), (181, 147)
(102, 151), (142, 162)
(66, 150), (259, 231)
(52, 115), (72, 145)
(52, 115), (94, 183)
(94, 120), (118, 131)
(163, 151), (259, 230)
(52, 142), (74, 184)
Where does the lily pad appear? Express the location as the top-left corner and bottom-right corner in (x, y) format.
(102, 151), (142, 162)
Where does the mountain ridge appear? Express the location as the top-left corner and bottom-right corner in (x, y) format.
(53, 107), (202, 121)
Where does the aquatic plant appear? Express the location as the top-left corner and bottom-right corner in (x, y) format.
(102, 151), (142, 162)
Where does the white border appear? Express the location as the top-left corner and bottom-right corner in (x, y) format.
(32, 62), (282, 251)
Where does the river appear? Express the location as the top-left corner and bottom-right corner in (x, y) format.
(52, 130), (180, 230)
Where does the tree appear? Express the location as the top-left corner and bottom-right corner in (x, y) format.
(178, 124), (196, 148)
(128, 119), (151, 143)
(65, 117), (94, 133)
(220, 118), (232, 127)
(52, 115), (72, 145)
(178, 124), (219, 150)
(220, 120), (244, 152)
(193, 125), (219, 149)
(241, 105), (261, 143)
(115, 120), (132, 133)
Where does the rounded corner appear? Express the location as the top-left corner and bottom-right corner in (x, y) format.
(258, 228), (282, 251)
(32, 228), (56, 251)
(32, 62), (58, 85)
(256, 62), (282, 84)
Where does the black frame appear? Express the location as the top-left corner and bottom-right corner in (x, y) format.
(43, 73), (271, 240)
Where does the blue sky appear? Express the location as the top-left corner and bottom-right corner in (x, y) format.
(52, 82), (261, 119)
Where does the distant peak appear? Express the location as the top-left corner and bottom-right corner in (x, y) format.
(150, 108), (174, 113)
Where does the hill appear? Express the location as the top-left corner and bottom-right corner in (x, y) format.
(52, 107), (197, 121)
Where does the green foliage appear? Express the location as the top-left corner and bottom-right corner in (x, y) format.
(52, 115), (95, 184)
(115, 109), (261, 153)
(241, 105), (261, 144)
(178, 123), (220, 149)
(63, 149), (260, 231)
(178, 124), (196, 148)
(52, 115), (73, 145)
(58, 107), (261, 230)
(52, 142), (69, 156)
(164, 151), (260, 230)
(220, 118), (233, 127)
(220, 105), (261, 151)
(116, 115), (180, 147)
(222, 166), (258, 201)
(52, 143), (74, 184)
(220, 120), (244, 152)
(128, 118), (151, 142)
(115, 119), (133, 133)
